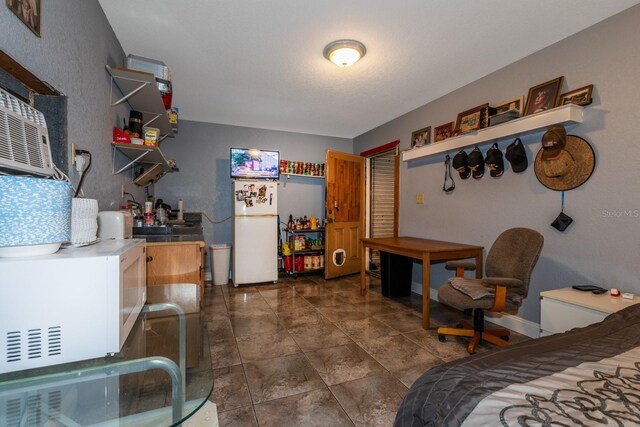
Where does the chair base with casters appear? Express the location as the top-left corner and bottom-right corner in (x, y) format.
(436, 228), (544, 355)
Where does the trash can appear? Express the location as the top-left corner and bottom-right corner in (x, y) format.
(210, 244), (231, 285)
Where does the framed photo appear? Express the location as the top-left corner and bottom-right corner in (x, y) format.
(411, 126), (431, 148)
(524, 76), (564, 116)
(492, 96), (524, 114)
(6, 0), (41, 37)
(434, 122), (454, 142)
(560, 84), (593, 106)
(455, 104), (488, 135)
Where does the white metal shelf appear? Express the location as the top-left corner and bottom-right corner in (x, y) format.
(402, 104), (584, 162)
(106, 65), (174, 139)
(111, 143), (176, 175)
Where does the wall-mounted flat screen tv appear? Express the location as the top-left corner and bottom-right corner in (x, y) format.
(230, 148), (280, 180)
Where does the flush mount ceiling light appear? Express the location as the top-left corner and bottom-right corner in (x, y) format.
(323, 39), (366, 68)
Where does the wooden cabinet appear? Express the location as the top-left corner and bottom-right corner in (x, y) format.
(146, 241), (205, 302)
(540, 287), (639, 336)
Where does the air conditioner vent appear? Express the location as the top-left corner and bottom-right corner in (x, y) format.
(5, 398), (21, 427)
(0, 88), (54, 176)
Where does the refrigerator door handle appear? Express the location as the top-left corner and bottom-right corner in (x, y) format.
(270, 193), (273, 205)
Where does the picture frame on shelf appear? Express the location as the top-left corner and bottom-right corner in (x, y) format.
(524, 76), (564, 116)
(492, 96), (525, 114)
(6, 0), (41, 37)
(455, 104), (488, 135)
(560, 84), (593, 106)
(411, 126), (431, 148)
(434, 122), (454, 142)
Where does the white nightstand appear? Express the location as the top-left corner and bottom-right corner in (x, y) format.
(540, 287), (639, 336)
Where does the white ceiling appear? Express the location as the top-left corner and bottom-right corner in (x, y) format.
(99, 1), (638, 139)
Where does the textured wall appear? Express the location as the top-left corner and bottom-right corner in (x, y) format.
(0, 1), (143, 209)
(354, 5), (640, 324)
(155, 120), (352, 271)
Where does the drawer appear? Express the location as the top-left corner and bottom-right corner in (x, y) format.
(540, 297), (608, 334)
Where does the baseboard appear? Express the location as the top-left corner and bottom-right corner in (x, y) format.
(429, 289), (541, 338)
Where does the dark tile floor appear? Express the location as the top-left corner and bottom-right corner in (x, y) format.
(205, 274), (530, 426)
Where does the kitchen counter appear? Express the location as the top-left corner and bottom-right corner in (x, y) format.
(134, 234), (205, 243)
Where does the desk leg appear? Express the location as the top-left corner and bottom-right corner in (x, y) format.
(360, 242), (367, 296)
(422, 252), (431, 330)
(475, 250), (483, 279)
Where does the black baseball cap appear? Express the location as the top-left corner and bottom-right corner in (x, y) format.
(452, 150), (471, 179)
(505, 138), (528, 173)
(484, 143), (504, 177)
(467, 146), (484, 179)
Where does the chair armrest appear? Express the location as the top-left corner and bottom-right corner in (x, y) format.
(445, 261), (477, 271)
(483, 277), (523, 287)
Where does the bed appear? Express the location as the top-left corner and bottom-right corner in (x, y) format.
(394, 304), (640, 426)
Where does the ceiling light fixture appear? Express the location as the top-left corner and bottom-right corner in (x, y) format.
(323, 39), (366, 68)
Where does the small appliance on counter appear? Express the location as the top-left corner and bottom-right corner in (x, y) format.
(97, 211), (133, 239)
(0, 239), (147, 373)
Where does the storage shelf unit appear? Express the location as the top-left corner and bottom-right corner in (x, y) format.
(402, 104), (584, 162)
(106, 65), (174, 138)
(107, 65), (178, 185)
(283, 173), (324, 179)
(111, 143), (177, 175)
(285, 227), (325, 277)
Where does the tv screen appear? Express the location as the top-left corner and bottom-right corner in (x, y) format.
(230, 148), (280, 180)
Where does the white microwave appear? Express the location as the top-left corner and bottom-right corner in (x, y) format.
(0, 239), (147, 373)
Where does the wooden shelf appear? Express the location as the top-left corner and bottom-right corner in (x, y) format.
(106, 65), (174, 139)
(283, 173), (324, 179)
(402, 104), (584, 162)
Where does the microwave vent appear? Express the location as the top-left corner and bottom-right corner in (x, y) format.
(3, 390), (62, 427)
(0, 88), (54, 177)
(4, 326), (63, 366)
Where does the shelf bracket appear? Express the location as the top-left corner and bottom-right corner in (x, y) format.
(112, 147), (153, 175)
(143, 112), (161, 128)
(109, 76), (151, 107)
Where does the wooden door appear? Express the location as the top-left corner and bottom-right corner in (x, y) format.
(325, 150), (365, 279)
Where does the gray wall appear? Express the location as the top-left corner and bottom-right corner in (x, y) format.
(1, 0), (144, 208)
(155, 121), (352, 270)
(354, 5), (640, 324)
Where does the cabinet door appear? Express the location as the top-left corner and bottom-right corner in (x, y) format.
(147, 243), (201, 286)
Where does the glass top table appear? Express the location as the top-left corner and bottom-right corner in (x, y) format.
(0, 298), (212, 426)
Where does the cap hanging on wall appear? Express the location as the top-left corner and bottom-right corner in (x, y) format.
(505, 138), (528, 173)
(534, 126), (595, 191)
(467, 146), (485, 179)
(484, 143), (504, 177)
(452, 150), (471, 180)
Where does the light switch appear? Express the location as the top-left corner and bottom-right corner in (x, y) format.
(416, 193), (425, 204)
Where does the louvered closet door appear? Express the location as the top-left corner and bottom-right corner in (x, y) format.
(369, 150), (396, 275)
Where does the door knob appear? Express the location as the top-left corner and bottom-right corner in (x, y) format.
(146, 256), (153, 262)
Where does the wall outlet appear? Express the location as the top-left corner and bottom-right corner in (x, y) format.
(416, 193), (425, 204)
(70, 143), (76, 165)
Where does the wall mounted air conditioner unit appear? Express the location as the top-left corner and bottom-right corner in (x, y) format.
(0, 87), (54, 176)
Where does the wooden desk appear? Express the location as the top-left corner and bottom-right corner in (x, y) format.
(360, 237), (483, 329)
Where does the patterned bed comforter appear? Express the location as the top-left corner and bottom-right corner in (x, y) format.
(394, 304), (640, 427)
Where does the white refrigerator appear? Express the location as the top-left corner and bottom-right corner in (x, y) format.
(232, 180), (278, 286)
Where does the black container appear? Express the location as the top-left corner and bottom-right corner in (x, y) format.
(380, 252), (413, 298)
(129, 110), (143, 136)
